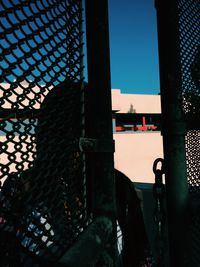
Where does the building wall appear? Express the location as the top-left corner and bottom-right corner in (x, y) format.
(113, 130), (163, 184)
(111, 89), (163, 183)
(111, 89), (161, 113)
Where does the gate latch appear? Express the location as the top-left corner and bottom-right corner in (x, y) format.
(79, 137), (115, 153)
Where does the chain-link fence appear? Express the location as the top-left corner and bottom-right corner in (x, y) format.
(178, 0), (200, 266)
(0, 1), (90, 266)
(178, 0), (200, 191)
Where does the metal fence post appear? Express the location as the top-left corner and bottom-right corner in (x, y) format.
(85, 0), (117, 266)
(155, 1), (189, 266)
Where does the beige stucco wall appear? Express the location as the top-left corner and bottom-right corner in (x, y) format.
(111, 89), (161, 113)
(112, 89), (163, 183)
(113, 132), (163, 183)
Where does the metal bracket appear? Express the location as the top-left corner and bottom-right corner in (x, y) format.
(79, 137), (115, 153)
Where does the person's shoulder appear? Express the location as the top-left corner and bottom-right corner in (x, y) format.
(115, 169), (131, 184)
(115, 169), (132, 195)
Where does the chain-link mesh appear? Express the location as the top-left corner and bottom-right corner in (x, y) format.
(177, 0), (200, 193)
(177, 0), (200, 265)
(178, 0), (200, 190)
(179, 0), (200, 121)
(0, 1), (88, 266)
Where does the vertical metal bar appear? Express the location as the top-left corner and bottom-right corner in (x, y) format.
(79, 0), (88, 231)
(85, 0), (117, 266)
(155, 1), (189, 266)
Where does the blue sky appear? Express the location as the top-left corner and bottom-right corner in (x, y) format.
(108, 0), (160, 94)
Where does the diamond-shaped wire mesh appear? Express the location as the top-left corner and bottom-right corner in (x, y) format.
(0, 1), (88, 266)
(179, 0), (200, 122)
(177, 0), (200, 265)
(177, 0), (200, 193)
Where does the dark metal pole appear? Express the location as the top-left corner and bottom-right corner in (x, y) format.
(155, 1), (189, 266)
(85, 0), (117, 266)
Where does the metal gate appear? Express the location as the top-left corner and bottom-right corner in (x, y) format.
(156, 0), (200, 266)
(0, 1), (116, 266)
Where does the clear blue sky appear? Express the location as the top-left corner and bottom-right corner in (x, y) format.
(108, 0), (160, 94)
